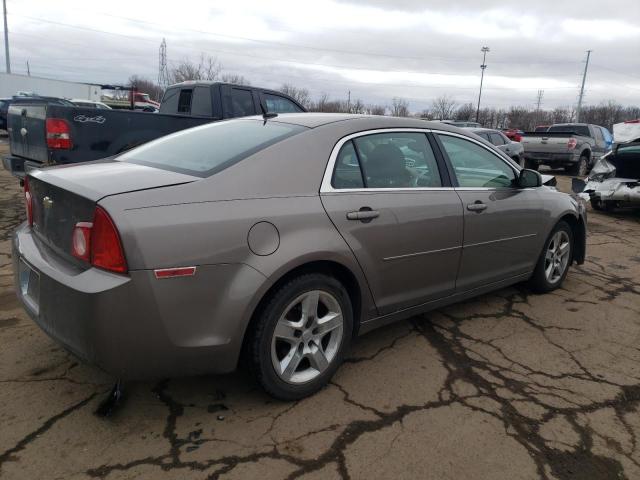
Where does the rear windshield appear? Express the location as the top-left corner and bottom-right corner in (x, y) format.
(548, 124), (590, 137)
(118, 119), (307, 177)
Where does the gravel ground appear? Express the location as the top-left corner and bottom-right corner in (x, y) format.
(1, 143), (640, 479)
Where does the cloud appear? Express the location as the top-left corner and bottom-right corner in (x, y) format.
(4, 0), (640, 111)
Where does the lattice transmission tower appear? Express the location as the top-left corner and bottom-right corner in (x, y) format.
(157, 38), (169, 99)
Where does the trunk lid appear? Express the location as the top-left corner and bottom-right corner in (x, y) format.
(27, 160), (197, 261)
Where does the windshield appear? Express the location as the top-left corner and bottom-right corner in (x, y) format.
(548, 124), (590, 136)
(119, 119), (307, 177)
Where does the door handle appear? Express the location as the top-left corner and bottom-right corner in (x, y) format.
(467, 202), (487, 212)
(346, 208), (380, 221)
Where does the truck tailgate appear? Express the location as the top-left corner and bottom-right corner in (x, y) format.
(8, 104), (49, 163)
(521, 135), (571, 154)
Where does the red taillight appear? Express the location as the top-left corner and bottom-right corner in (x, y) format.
(567, 138), (577, 150)
(70, 207), (127, 273)
(46, 118), (72, 150)
(24, 177), (33, 226)
(91, 207), (127, 273)
(514, 134), (523, 142)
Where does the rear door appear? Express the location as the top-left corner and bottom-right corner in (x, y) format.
(320, 129), (463, 315)
(435, 132), (545, 292)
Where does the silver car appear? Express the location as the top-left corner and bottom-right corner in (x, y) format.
(469, 127), (525, 167)
(13, 114), (587, 400)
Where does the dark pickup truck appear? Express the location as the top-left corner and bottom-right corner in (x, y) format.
(3, 82), (306, 178)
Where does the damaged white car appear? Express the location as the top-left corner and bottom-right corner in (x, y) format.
(573, 123), (640, 212)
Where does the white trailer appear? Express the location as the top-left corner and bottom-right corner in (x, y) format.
(0, 73), (101, 100)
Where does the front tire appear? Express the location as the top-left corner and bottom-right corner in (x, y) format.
(528, 221), (573, 293)
(247, 273), (353, 400)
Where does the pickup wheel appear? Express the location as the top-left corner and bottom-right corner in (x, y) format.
(568, 155), (588, 177)
(590, 198), (603, 211)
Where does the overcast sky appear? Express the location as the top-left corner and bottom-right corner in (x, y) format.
(4, 0), (640, 112)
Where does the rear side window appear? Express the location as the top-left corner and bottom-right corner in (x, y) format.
(489, 133), (506, 145)
(332, 132), (442, 189)
(159, 88), (179, 113)
(119, 120), (307, 177)
(191, 86), (213, 117)
(332, 141), (364, 188)
(263, 93), (303, 113)
(177, 90), (193, 114)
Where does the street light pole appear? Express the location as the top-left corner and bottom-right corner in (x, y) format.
(475, 46), (489, 123)
(3, 0), (10, 73)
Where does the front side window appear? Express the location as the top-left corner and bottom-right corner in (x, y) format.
(119, 120), (306, 177)
(438, 134), (516, 188)
(263, 93), (303, 113)
(227, 89), (255, 118)
(332, 132), (442, 189)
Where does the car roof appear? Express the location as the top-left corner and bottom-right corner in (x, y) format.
(243, 112), (467, 131)
(469, 127), (503, 135)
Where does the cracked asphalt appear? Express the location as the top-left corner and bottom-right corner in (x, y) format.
(1, 140), (640, 479)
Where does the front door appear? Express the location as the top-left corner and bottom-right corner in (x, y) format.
(436, 132), (546, 292)
(320, 131), (464, 315)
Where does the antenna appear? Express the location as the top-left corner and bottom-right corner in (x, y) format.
(157, 38), (169, 100)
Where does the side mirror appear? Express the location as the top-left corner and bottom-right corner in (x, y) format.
(517, 169), (542, 188)
(571, 178), (586, 194)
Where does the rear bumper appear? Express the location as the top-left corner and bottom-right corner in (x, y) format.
(524, 152), (578, 166)
(3, 155), (43, 179)
(12, 223), (266, 379)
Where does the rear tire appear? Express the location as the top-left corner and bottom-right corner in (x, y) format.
(528, 221), (573, 293)
(568, 155), (588, 177)
(590, 197), (603, 211)
(247, 273), (353, 400)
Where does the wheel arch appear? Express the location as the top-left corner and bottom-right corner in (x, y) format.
(240, 259), (365, 358)
(558, 212), (586, 265)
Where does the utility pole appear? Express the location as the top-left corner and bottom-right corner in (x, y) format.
(475, 46), (489, 123)
(3, 0), (10, 73)
(576, 50), (592, 123)
(347, 90), (351, 112)
(26, 60), (30, 76)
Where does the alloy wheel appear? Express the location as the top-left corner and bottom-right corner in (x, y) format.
(544, 230), (571, 284)
(271, 290), (344, 384)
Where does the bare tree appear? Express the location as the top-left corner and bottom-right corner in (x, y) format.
(279, 84), (311, 109)
(366, 104), (386, 116)
(221, 73), (250, 85)
(431, 95), (457, 120)
(455, 103), (475, 121)
(170, 54), (222, 83)
(391, 97), (409, 117)
(128, 75), (164, 100)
